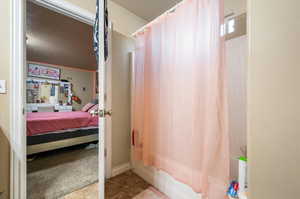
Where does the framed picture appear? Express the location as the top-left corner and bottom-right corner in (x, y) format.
(28, 63), (60, 80)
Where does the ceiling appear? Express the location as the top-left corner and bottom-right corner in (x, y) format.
(27, 2), (97, 70)
(110, 0), (247, 22)
(111, 0), (182, 21)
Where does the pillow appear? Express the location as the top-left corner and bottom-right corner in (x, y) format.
(88, 104), (99, 113)
(91, 99), (98, 104)
(81, 103), (95, 112)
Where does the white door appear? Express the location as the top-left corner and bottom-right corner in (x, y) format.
(97, 0), (106, 198)
(104, 21), (113, 179)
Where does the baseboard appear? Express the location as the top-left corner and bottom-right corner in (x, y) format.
(132, 161), (202, 199)
(111, 162), (131, 177)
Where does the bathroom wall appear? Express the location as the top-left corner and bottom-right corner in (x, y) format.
(63, 0), (147, 36)
(223, 11), (248, 181)
(226, 35), (248, 180)
(111, 31), (134, 168)
(224, 0), (247, 16)
(0, 0), (11, 198)
(107, 1), (147, 36)
(248, 0), (300, 198)
(0, 130), (10, 199)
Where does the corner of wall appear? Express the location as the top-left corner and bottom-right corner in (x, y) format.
(0, 129), (10, 199)
(107, 1), (147, 36)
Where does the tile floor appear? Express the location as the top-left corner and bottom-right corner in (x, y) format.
(62, 170), (167, 199)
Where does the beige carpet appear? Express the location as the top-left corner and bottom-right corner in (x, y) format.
(27, 145), (98, 199)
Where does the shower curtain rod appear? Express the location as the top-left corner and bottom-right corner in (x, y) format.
(132, 1), (235, 37)
(132, 1), (184, 37)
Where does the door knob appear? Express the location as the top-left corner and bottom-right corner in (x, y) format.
(99, 109), (112, 117)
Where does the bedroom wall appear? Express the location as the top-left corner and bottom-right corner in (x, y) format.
(0, 1), (11, 198)
(28, 62), (96, 110)
(111, 31), (134, 168)
(60, 67), (95, 110)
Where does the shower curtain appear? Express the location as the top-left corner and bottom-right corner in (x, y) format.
(132, 0), (229, 198)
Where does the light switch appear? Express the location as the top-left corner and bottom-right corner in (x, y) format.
(0, 80), (7, 94)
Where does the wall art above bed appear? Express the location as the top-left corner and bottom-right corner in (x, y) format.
(28, 63), (60, 80)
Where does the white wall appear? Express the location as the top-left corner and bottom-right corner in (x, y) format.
(64, 0), (147, 36)
(224, 0), (247, 16)
(108, 1), (147, 36)
(226, 36), (247, 180)
(0, 0), (11, 198)
(248, 0), (300, 198)
(63, 0), (96, 13)
(111, 31), (134, 168)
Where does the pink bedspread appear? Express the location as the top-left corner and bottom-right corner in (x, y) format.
(27, 111), (98, 136)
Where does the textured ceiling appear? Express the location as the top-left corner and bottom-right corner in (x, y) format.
(111, 0), (182, 21)
(27, 2), (97, 70)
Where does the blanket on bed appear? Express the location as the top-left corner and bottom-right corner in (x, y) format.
(27, 111), (98, 136)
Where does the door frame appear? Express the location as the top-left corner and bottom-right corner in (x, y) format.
(10, 0), (110, 198)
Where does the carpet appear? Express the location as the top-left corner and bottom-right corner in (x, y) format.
(27, 145), (98, 199)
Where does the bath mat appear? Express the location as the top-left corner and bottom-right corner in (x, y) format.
(133, 187), (169, 199)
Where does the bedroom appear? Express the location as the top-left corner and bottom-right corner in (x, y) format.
(26, 2), (100, 198)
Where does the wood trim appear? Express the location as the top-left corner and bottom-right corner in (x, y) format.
(111, 163), (131, 177)
(10, 0), (26, 198)
(29, 0), (95, 25)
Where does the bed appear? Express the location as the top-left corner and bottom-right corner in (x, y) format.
(27, 111), (99, 155)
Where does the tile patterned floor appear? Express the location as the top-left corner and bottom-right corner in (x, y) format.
(63, 170), (155, 199)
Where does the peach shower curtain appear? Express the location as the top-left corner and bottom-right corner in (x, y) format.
(132, 0), (229, 198)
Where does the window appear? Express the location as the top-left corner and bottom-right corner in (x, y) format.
(227, 18), (236, 34)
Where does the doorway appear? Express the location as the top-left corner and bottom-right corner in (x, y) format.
(10, 0), (108, 199)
